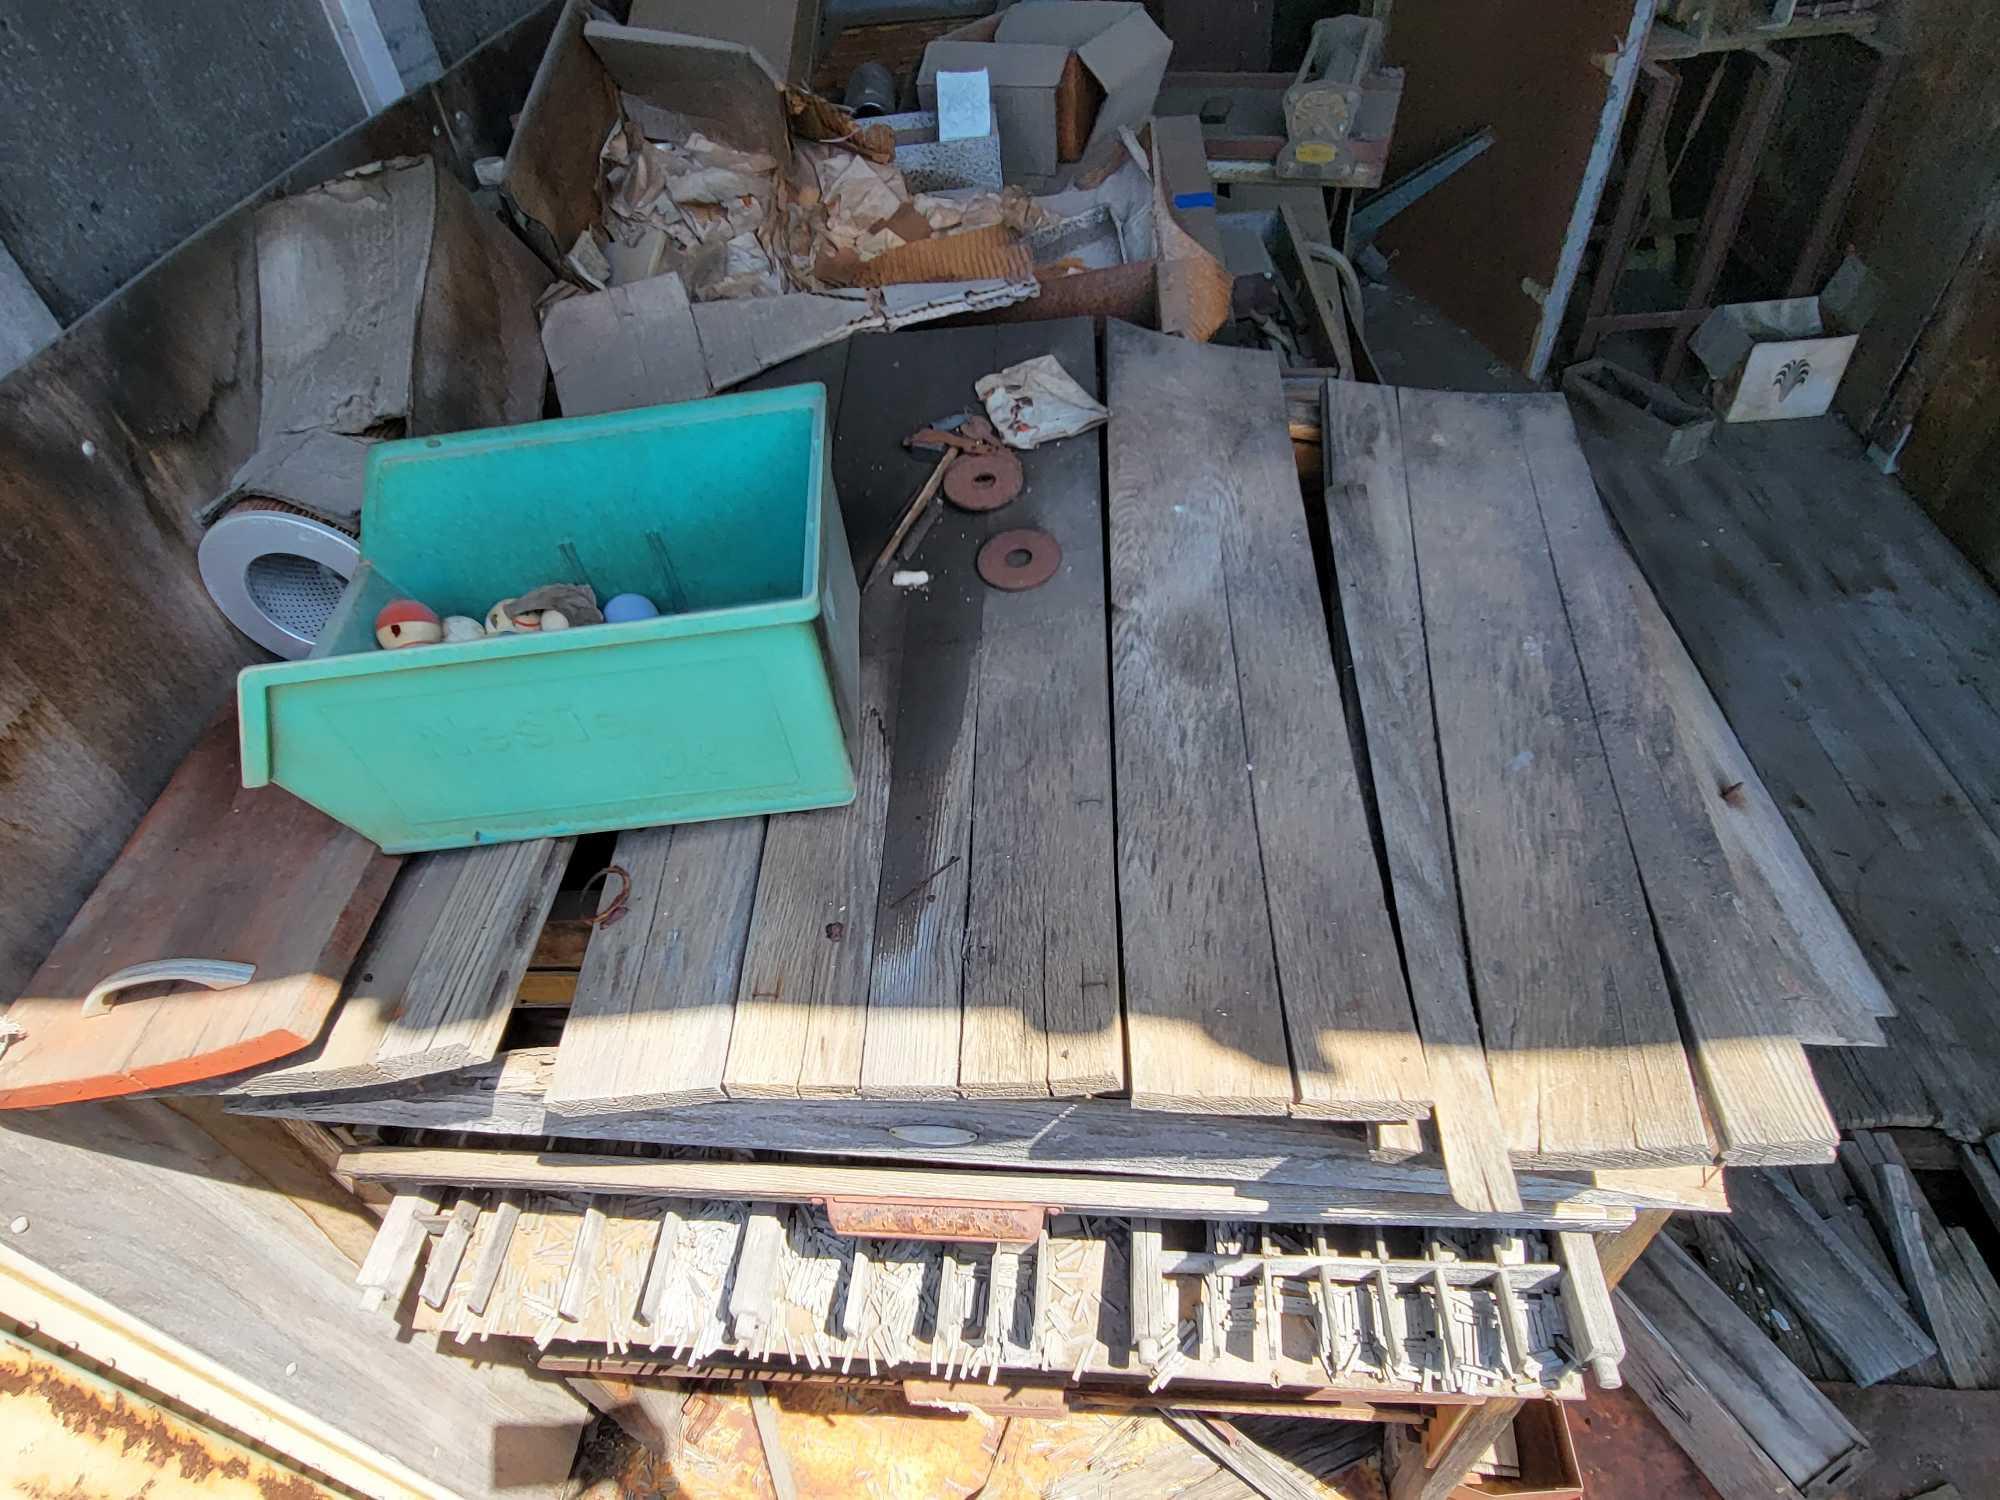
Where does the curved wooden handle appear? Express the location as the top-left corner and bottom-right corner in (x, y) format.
(82, 959), (255, 1018)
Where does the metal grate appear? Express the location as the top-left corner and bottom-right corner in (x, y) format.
(244, 552), (349, 640)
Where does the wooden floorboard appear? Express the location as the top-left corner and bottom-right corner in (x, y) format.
(546, 819), (764, 1115)
(1585, 430), (2000, 1138)
(223, 839), (567, 1097)
(1106, 322), (1298, 1115)
(959, 320), (1121, 1098)
(723, 342), (886, 1101)
(1320, 381), (1520, 1213)
(1398, 389), (1709, 1168)
(1517, 396), (1839, 1165)
(336, 1145), (1639, 1230)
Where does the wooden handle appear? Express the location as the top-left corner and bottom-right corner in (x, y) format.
(82, 959), (255, 1018)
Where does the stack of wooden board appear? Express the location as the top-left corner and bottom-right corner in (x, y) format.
(120, 321), (1878, 1239)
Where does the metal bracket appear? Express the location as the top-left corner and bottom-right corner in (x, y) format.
(821, 1197), (1048, 1245)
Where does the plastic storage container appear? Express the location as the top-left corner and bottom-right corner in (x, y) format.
(237, 385), (858, 853)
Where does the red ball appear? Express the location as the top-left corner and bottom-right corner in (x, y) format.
(375, 598), (442, 649)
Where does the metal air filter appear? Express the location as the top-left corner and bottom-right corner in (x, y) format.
(198, 499), (360, 660)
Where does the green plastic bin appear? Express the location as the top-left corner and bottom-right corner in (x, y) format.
(237, 385), (859, 853)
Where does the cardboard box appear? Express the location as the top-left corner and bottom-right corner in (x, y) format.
(1443, 1402), (1584, 1500)
(626, 0), (820, 84)
(917, 2), (1171, 187)
(1691, 259), (1874, 423)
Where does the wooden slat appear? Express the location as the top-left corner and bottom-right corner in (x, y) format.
(1584, 437), (2000, 1137)
(545, 819), (763, 1115)
(225, 838), (570, 1095)
(1623, 1238), (1871, 1494)
(0, 719), (398, 1108)
(854, 329), (997, 1100)
(1397, 388), (1708, 1168)
(960, 320), (1122, 1098)
(229, 1047), (1708, 1217)
(725, 587), (899, 1099)
(1724, 1168), (1935, 1386)
(722, 340), (879, 1100)
(1321, 381), (1519, 1214)
(1105, 321), (1428, 1119)
(336, 1146), (1639, 1231)
(1517, 395), (1840, 1164)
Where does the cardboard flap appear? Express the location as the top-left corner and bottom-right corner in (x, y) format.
(583, 20), (788, 158)
(996, 0), (1135, 47)
(920, 38), (1073, 89)
(1077, 10), (1173, 97)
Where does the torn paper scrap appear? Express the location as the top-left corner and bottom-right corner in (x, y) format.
(975, 356), (1111, 449)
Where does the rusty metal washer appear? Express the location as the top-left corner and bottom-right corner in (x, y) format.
(977, 528), (1062, 591)
(943, 448), (1023, 511)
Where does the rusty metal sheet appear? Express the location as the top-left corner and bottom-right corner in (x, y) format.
(821, 1196), (1046, 1244)
(0, 1326), (336, 1499)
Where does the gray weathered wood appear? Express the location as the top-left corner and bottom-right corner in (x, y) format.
(0, 1099), (584, 1499)
(1106, 321), (1428, 1119)
(1398, 388), (1707, 1168)
(337, 1146), (1640, 1231)
(229, 1047), (1711, 1214)
(225, 840), (571, 1095)
(1623, 1238), (1872, 1496)
(1554, 1231), (1623, 1389)
(726, 586), (899, 1099)
(961, 321), (1122, 1098)
(1517, 395), (1840, 1165)
(1616, 1291), (1809, 1500)
(1584, 432), (2000, 1139)
(420, 1195), (481, 1311)
(545, 818), (764, 1115)
(1724, 1168), (1935, 1385)
(1322, 380), (1519, 1213)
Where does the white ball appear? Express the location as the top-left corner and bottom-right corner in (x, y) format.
(539, 609), (570, 632)
(442, 615), (484, 643)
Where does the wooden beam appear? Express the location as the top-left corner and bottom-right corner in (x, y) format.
(336, 1147), (1640, 1231)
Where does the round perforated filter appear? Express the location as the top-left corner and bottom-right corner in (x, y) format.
(199, 500), (360, 659)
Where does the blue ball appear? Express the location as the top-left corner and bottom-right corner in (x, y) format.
(603, 592), (660, 623)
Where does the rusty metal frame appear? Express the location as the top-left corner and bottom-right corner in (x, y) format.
(1575, 61), (1682, 362)
(1573, 43), (1875, 384)
(1785, 37), (1899, 296)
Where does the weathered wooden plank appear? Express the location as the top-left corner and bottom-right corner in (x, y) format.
(1105, 323), (1294, 1115)
(1724, 1168), (1935, 1386)
(1585, 437), (2000, 1137)
(1518, 394), (1840, 1165)
(0, 1098), (585, 1499)
(1106, 322), (1428, 1119)
(545, 819), (764, 1115)
(230, 1048), (1706, 1215)
(1624, 1238), (1872, 1495)
(223, 837), (569, 1096)
(856, 329), (998, 1100)
(338, 1147), (1641, 1231)
(961, 320), (1122, 1098)
(726, 586), (899, 1100)
(723, 341), (882, 1101)
(1398, 388), (1708, 1167)
(1616, 1291), (1809, 1500)
(1322, 380), (1519, 1213)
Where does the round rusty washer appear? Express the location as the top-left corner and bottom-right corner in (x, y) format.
(977, 528), (1062, 591)
(943, 449), (1023, 511)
